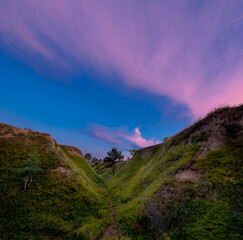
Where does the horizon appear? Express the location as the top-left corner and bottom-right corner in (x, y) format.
(1, 0), (243, 158)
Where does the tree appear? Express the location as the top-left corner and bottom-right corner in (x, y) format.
(103, 156), (110, 163)
(16, 152), (43, 190)
(84, 153), (92, 162)
(105, 148), (124, 176)
(91, 157), (98, 163)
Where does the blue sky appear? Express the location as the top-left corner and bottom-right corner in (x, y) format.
(0, 0), (242, 158)
(0, 52), (189, 158)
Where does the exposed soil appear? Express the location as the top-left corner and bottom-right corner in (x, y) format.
(51, 166), (71, 177)
(0, 124), (57, 148)
(175, 169), (201, 182)
(60, 145), (84, 158)
(101, 195), (118, 240)
(0, 127), (29, 138)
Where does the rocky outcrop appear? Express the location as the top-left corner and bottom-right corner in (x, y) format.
(0, 123), (58, 148)
(59, 145), (84, 158)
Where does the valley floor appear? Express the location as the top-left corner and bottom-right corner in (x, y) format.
(101, 195), (118, 240)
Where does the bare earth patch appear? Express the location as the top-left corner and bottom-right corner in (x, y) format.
(0, 125), (57, 148)
(52, 166), (71, 177)
(0, 127), (29, 138)
(175, 169), (201, 182)
(60, 145), (84, 158)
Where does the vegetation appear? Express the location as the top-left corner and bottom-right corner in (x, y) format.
(0, 105), (242, 239)
(94, 161), (125, 179)
(0, 124), (110, 240)
(105, 144), (201, 239)
(85, 152), (92, 161)
(100, 105), (243, 239)
(91, 156), (101, 163)
(104, 148), (124, 176)
(16, 151), (43, 190)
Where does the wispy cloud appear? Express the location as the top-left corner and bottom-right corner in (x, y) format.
(85, 124), (160, 149)
(0, 1), (242, 117)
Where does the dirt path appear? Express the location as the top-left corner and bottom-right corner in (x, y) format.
(101, 195), (118, 240)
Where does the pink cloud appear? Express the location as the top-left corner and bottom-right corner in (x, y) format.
(86, 124), (160, 149)
(121, 127), (160, 148)
(0, 1), (242, 117)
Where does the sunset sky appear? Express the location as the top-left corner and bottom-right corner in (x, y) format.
(0, 0), (242, 158)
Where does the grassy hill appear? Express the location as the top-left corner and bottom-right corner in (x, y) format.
(0, 124), (110, 240)
(0, 105), (242, 240)
(103, 105), (243, 239)
(92, 161), (125, 179)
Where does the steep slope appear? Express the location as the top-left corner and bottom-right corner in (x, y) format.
(0, 123), (110, 240)
(105, 105), (243, 239)
(92, 161), (125, 179)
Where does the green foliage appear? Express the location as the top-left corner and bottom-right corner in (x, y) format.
(182, 201), (242, 240)
(145, 141), (242, 240)
(91, 156), (99, 162)
(16, 151), (43, 190)
(1, 105), (242, 240)
(94, 161), (125, 179)
(162, 233), (171, 240)
(106, 148), (124, 163)
(105, 148), (124, 176)
(0, 124), (110, 240)
(85, 152), (92, 161)
(101, 137), (242, 239)
(103, 143), (200, 238)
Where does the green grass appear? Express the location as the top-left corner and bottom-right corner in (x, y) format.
(94, 161), (125, 179)
(177, 140), (243, 240)
(98, 132), (242, 239)
(1, 104), (242, 240)
(59, 145), (103, 195)
(98, 138), (242, 240)
(0, 124), (110, 240)
(102, 143), (200, 238)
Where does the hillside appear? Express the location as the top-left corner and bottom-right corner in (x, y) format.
(0, 123), (110, 240)
(0, 105), (242, 240)
(103, 105), (243, 239)
(92, 161), (125, 179)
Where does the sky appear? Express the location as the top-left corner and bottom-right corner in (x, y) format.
(0, 0), (243, 159)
